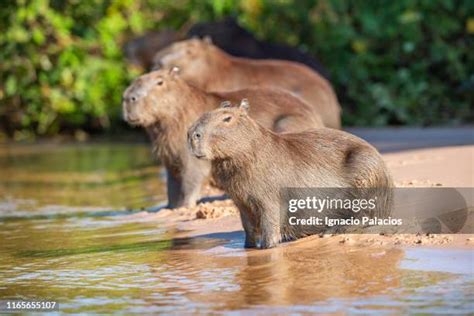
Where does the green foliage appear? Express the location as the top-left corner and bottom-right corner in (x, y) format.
(0, 0), (167, 138)
(1, 0), (473, 139)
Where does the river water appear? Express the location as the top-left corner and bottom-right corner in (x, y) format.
(0, 143), (472, 314)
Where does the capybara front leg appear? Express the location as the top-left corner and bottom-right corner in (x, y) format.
(238, 207), (258, 248)
(260, 208), (280, 249)
(166, 171), (184, 208)
(181, 159), (210, 208)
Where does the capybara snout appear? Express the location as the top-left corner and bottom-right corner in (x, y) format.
(122, 75), (154, 124)
(122, 93), (140, 124)
(122, 68), (181, 126)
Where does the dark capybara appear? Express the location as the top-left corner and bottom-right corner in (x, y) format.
(187, 17), (331, 80)
(188, 100), (393, 249)
(122, 68), (324, 208)
(153, 38), (341, 129)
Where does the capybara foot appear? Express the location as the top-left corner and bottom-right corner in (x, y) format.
(260, 235), (279, 249)
(244, 238), (257, 248)
(166, 199), (196, 209)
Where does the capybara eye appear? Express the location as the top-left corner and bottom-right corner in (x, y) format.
(157, 80), (163, 86)
(223, 116), (232, 123)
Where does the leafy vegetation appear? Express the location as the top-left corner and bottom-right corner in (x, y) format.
(1, 0), (473, 139)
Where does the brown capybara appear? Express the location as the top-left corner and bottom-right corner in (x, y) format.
(188, 100), (393, 249)
(187, 17), (331, 80)
(153, 38), (341, 129)
(122, 68), (324, 208)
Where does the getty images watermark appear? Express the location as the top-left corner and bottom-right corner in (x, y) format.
(288, 195), (403, 227)
(280, 187), (473, 234)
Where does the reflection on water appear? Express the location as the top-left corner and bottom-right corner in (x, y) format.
(0, 143), (473, 314)
(0, 143), (165, 210)
(164, 241), (405, 309)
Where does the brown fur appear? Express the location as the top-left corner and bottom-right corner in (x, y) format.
(153, 38), (341, 129)
(188, 101), (393, 249)
(122, 69), (324, 208)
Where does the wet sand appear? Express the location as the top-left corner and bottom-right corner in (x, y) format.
(128, 143), (474, 249)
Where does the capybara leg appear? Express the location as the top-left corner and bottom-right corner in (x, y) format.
(260, 209), (280, 249)
(166, 171), (184, 208)
(181, 176), (202, 208)
(244, 232), (257, 248)
(238, 208), (258, 248)
(181, 159), (211, 208)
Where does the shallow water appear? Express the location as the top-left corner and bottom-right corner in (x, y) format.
(0, 143), (473, 314)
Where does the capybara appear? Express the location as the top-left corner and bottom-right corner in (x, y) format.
(122, 68), (324, 208)
(188, 100), (393, 249)
(153, 38), (341, 129)
(187, 17), (331, 80)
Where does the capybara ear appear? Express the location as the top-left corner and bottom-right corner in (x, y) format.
(203, 36), (213, 44)
(220, 100), (233, 108)
(239, 99), (250, 112)
(169, 66), (180, 76)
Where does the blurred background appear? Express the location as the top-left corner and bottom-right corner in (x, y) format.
(1, 0), (473, 141)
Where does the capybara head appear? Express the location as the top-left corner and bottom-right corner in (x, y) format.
(188, 99), (258, 160)
(122, 67), (188, 126)
(152, 38), (215, 81)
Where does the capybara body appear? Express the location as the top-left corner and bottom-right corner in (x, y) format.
(122, 69), (324, 208)
(153, 39), (341, 129)
(187, 17), (330, 79)
(188, 101), (393, 249)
